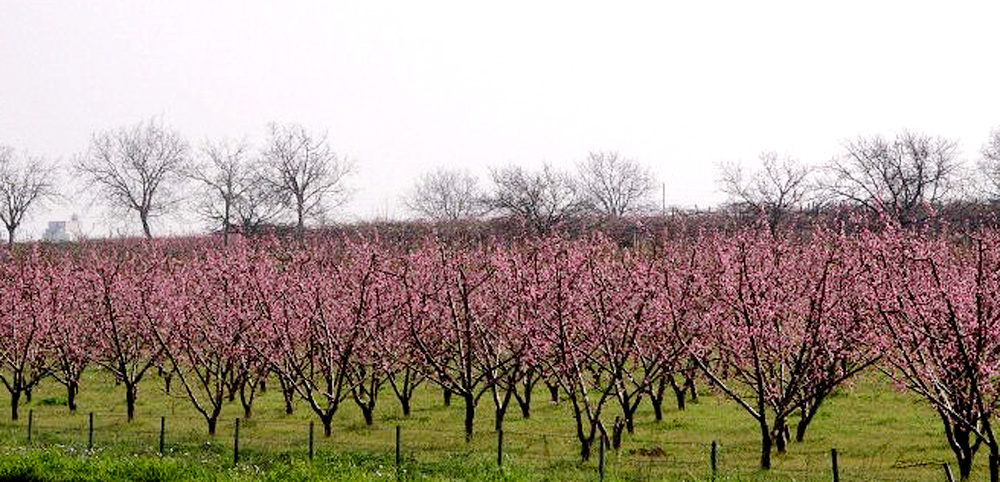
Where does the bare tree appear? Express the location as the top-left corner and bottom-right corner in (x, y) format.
(75, 119), (188, 239)
(718, 151), (814, 231)
(0, 146), (59, 245)
(232, 176), (283, 235)
(259, 123), (354, 236)
(486, 163), (580, 234)
(979, 127), (1000, 200)
(405, 167), (483, 221)
(576, 151), (656, 217)
(821, 131), (962, 226)
(187, 139), (280, 244)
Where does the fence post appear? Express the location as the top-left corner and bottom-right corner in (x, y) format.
(233, 418), (240, 466)
(598, 436), (605, 482)
(308, 421), (314, 461)
(88, 412), (94, 450)
(711, 440), (718, 476)
(27, 409), (33, 443)
(497, 429), (503, 468)
(395, 425), (401, 480)
(944, 463), (956, 482)
(159, 416), (165, 454)
(831, 448), (839, 482)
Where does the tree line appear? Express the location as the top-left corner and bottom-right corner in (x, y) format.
(4, 120), (1000, 244)
(3, 226), (1000, 481)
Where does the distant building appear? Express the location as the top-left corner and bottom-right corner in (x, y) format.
(43, 215), (83, 242)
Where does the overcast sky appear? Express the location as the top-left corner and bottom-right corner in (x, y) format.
(2, 1), (999, 239)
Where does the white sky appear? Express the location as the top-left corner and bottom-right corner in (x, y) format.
(2, 1), (999, 239)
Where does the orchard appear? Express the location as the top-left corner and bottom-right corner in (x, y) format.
(2, 225), (1000, 481)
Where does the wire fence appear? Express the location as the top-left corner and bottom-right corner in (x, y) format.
(0, 409), (969, 481)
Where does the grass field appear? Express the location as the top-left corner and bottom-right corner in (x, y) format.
(0, 369), (973, 481)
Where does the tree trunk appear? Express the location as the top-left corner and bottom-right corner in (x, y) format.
(67, 380), (78, 412)
(400, 397), (411, 417)
(125, 383), (137, 422)
(239, 383), (254, 419)
(278, 376), (295, 415)
(223, 201), (231, 246)
(990, 448), (999, 482)
(207, 416), (218, 436)
(685, 374), (697, 402)
(773, 419), (788, 454)
(140, 211), (152, 239)
(513, 376), (534, 419)
(619, 392), (640, 434)
(547, 382), (559, 403)
(322, 414), (333, 437)
(795, 406), (812, 442)
(443, 388), (452, 406)
(516, 394), (531, 418)
(959, 455), (973, 481)
(463, 392), (475, 441)
(10, 391), (20, 421)
(668, 374), (686, 410)
(25, 387), (32, 402)
(759, 420), (772, 469)
(612, 416), (625, 450)
(296, 202), (305, 239)
(6, 226), (14, 246)
(648, 377), (666, 421)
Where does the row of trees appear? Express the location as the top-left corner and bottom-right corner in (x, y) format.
(3, 227), (1000, 479)
(5, 122), (1000, 244)
(719, 129), (1000, 231)
(406, 150), (657, 230)
(2, 120), (658, 244)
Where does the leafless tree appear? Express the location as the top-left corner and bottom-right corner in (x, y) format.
(821, 131), (962, 226)
(718, 151), (814, 231)
(0, 146), (59, 245)
(187, 139), (281, 244)
(979, 127), (1000, 200)
(486, 163), (580, 234)
(75, 119), (188, 239)
(576, 151), (656, 217)
(405, 167), (484, 221)
(259, 123), (354, 236)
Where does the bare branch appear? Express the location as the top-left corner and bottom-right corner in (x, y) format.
(187, 138), (281, 243)
(576, 151), (656, 217)
(405, 167), (484, 222)
(978, 128), (1000, 200)
(259, 123), (355, 235)
(820, 131), (962, 226)
(75, 118), (188, 238)
(718, 151), (814, 230)
(486, 163), (580, 234)
(0, 146), (59, 245)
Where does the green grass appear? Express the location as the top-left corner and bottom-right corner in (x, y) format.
(0, 370), (973, 481)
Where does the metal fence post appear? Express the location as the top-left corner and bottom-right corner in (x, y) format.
(159, 416), (165, 454)
(831, 448), (839, 482)
(233, 418), (240, 466)
(395, 425), (402, 480)
(711, 440), (718, 476)
(27, 409), (33, 443)
(88, 412), (94, 450)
